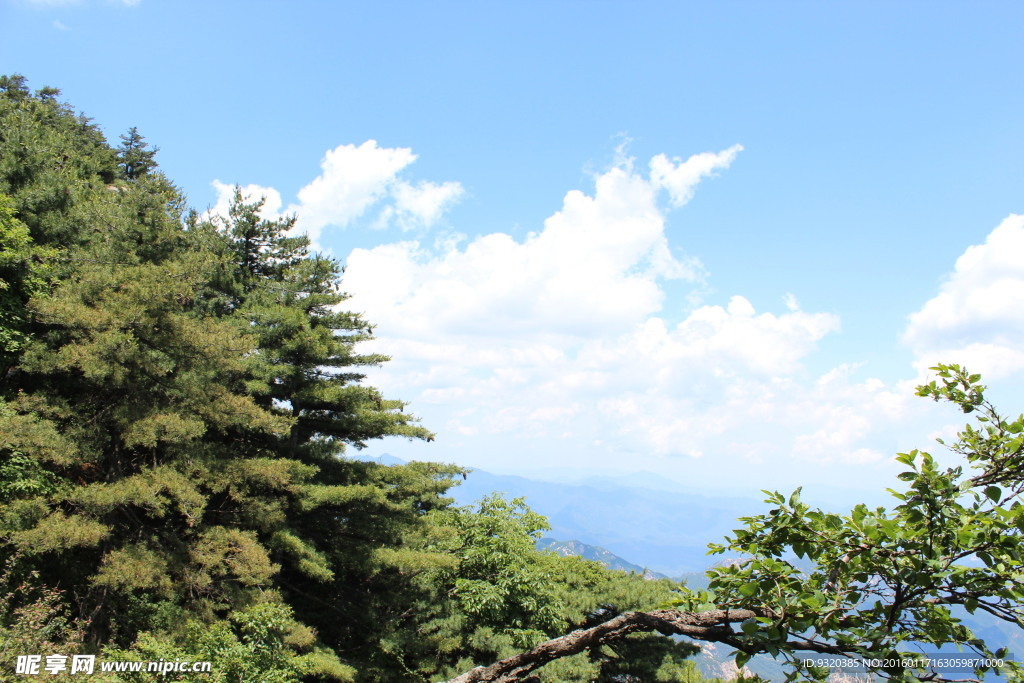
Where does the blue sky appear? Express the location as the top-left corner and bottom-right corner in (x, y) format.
(5, 0), (1024, 506)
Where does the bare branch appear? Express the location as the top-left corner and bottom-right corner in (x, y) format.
(443, 607), (875, 683)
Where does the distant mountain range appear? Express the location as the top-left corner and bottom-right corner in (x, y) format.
(359, 452), (760, 575)
(444, 461), (769, 575)
(536, 537), (668, 579)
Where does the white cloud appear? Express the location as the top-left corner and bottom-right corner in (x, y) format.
(903, 214), (1024, 379)
(52, 19), (69, 29)
(340, 147), (931, 480)
(383, 180), (465, 231)
(788, 366), (913, 464)
(203, 180), (284, 223)
(205, 141), (975, 497)
(649, 144), (744, 207)
(337, 145), (991, 502)
(566, 300), (848, 457)
(206, 140), (463, 248)
(287, 141), (416, 242)
(343, 150), (725, 342)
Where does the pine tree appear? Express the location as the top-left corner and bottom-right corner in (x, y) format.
(0, 76), (116, 247)
(197, 189), (461, 671)
(0, 78), (453, 676)
(116, 127), (158, 182)
(204, 187), (432, 451)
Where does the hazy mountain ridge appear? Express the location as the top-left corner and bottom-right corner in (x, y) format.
(356, 453), (765, 574)
(447, 463), (768, 575)
(536, 537), (667, 579)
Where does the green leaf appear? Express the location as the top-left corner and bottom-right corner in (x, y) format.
(895, 451), (916, 466)
(788, 487), (803, 507)
(738, 582), (758, 598)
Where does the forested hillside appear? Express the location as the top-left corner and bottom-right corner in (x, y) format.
(0, 76), (712, 682)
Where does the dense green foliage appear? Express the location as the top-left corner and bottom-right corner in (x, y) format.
(0, 75), (715, 682)
(379, 495), (703, 681)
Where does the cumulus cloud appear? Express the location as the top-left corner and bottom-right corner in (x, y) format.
(649, 144), (744, 207)
(207, 140), (959, 496)
(206, 140), (463, 247)
(381, 180), (465, 231)
(570, 299), (841, 456)
(343, 150), (727, 342)
(787, 365), (914, 464)
(204, 180), (284, 223)
(657, 295), (839, 375)
(903, 214), (1024, 379)
(357, 288), (909, 481)
(287, 141), (416, 241)
(340, 146), (930, 480)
